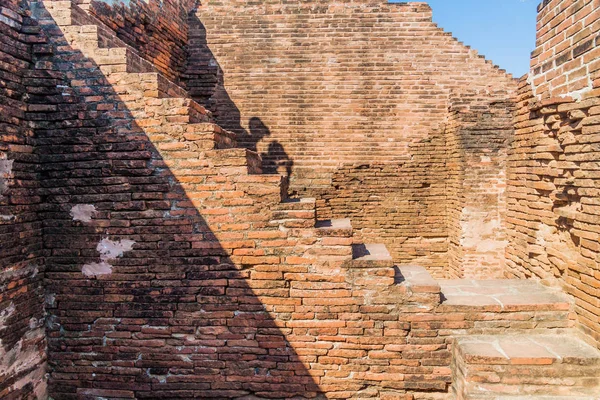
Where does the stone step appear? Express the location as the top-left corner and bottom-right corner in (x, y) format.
(397, 265), (440, 294)
(87, 46), (154, 75)
(207, 148), (263, 175)
(272, 198), (316, 211)
(346, 243), (394, 268)
(141, 98), (212, 126)
(33, 0), (74, 26)
(270, 209), (316, 223)
(233, 174), (285, 204)
(128, 73), (189, 99)
(315, 218), (353, 237)
(438, 279), (572, 313)
(185, 123), (237, 150)
(452, 334), (600, 399)
(396, 265), (441, 305)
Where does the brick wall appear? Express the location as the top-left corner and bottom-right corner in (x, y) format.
(506, 0), (600, 344)
(317, 128), (449, 278)
(446, 98), (515, 279)
(529, 0), (600, 99)
(0, 2), (48, 398)
(82, 0), (196, 84)
(0, 0), (583, 398)
(186, 0), (516, 275)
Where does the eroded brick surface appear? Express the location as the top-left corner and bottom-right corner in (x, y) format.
(0, 1), (47, 398)
(0, 0), (599, 399)
(506, 0), (600, 345)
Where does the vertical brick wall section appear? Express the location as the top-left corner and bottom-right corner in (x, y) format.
(506, 0), (600, 344)
(446, 98), (515, 279)
(0, 2), (48, 398)
(186, 0), (516, 274)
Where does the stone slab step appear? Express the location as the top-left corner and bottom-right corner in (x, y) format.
(456, 334), (600, 366)
(315, 218), (352, 237)
(452, 334), (600, 399)
(438, 279), (571, 312)
(346, 243), (393, 268)
(397, 265), (440, 294)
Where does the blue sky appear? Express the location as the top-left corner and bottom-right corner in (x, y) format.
(389, 0), (539, 77)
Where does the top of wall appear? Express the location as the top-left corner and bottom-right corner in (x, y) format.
(197, 0), (510, 80)
(538, 0), (552, 11)
(528, 0), (599, 100)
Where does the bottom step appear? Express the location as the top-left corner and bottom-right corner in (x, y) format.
(452, 334), (600, 399)
(349, 243), (393, 268)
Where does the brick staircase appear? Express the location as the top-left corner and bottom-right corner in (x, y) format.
(33, 0), (395, 280)
(29, 1), (600, 398)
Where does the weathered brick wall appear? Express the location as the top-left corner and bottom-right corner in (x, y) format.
(529, 0), (600, 100)
(446, 98), (515, 279)
(317, 129), (449, 278)
(0, 2), (47, 398)
(82, 0), (196, 84)
(186, 0), (516, 274)
(4, 1), (580, 398)
(506, 0), (600, 344)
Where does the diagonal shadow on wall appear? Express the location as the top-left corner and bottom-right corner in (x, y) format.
(31, 2), (320, 398)
(186, 15), (294, 191)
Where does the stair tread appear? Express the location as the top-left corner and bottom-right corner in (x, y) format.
(439, 279), (570, 311)
(351, 243), (392, 261)
(282, 197), (316, 205)
(315, 218), (352, 230)
(456, 334), (600, 365)
(397, 265), (440, 293)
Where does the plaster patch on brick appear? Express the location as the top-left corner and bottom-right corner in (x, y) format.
(46, 315), (59, 330)
(0, 328), (45, 377)
(45, 293), (56, 308)
(0, 154), (14, 196)
(0, 302), (15, 327)
(70, 204), (97, 223)
(82, 261), (113, 277)
(535, 224), (556, 248)
(97, 238), (136, 261)
(527, 72), (542, 101)
(8, 366), (47, 400)
(0, 214), (15, 222)
(460, 209), (506, 252)
(82, 238), (135, 277)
